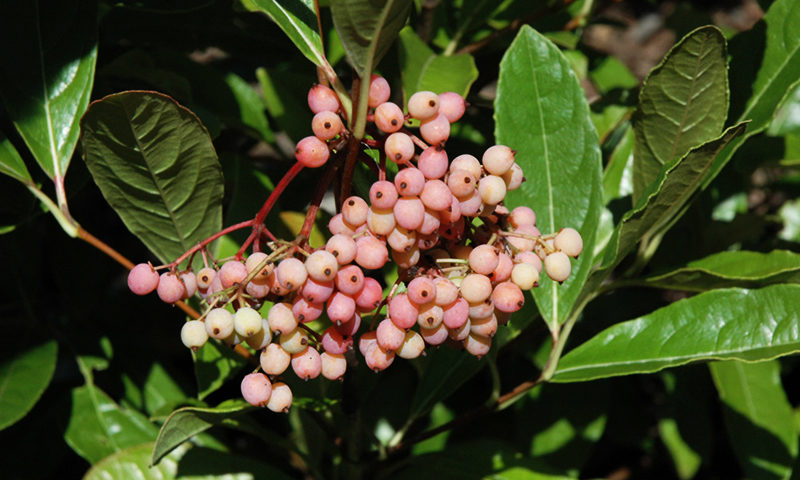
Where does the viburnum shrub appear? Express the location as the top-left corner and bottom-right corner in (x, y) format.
(127, 78), (583, 410)
(4, 1), (800, 478)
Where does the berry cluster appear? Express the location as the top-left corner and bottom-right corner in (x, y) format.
(126, 76), (583, 412)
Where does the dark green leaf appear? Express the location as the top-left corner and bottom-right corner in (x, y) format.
(256, 66), (314, 142)
(602, 127), (634, 203)
(0, 0), (97, 179)
(152, 400), (252, 465)
(410, 347), (483, 419)
(599, 123), (747, 273)
(496, 25), (603, 329)
(193, 340), (247, 400)
(642, 250), (800, 291)
(704, 0), (800, 187)
(554, 285), (800, 382)
(769, 83), (800, 136)
(397, 27), (478, 100)
(710, 360), (797, 480)
(87, 442), (294, 480)
(330, 0), (413, 78)
(0, 132), (32, 183)
(80, 91), (224, 267)
(632, 26), (728, 203)
(223, 72), (273, 142)
(240, 0), (326, 67)
(64, 385), (158, 463)
(0, 340), (57, 431)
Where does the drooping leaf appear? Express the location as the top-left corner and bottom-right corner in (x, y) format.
(0, 340), (57, 431)
(632, 26), (728, 204)
(397, 27), (478, 101)
(599, 123), (747, 273)
(602, 126), (634, 203)
(554, 284), (800, 382)
(704, 0), (800, 187)
(193, 340), (247, 400)
(0, 132), (32, 184)
(409, 347), (484, 419)
(710, 360), (797, 480)
(0, 0), (97, 179)
(496, 25), (603, 330)
(64, 385), (158, 463)
(240, 0), (326, 67)
(642, 250), (800, 292)
(87, 442), (294, 480)
(80, 91), (224, 268)
(152, 400), (251, 464)
(330, 0), (413, 78)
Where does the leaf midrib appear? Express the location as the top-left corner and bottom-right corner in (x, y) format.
(34, 0), (61, 179)
(270, 0), (324, 66)
(120, 100), (187, 254)
(666, 32), (711, 163)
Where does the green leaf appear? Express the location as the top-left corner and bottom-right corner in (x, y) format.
(642, 250), (800, 292)
(141, 363), (189, 417)
(64, 385), (158, 464)
(704, 0), (800, 187)
(710, 360), (797, 480)
(769, 83), (800, 136)
(152, 400), (252, 465)
(553, 284), (800, 382)
(409, 347), (484, 419)
(602, 126), (634, 203)
(80, 91), (224, 267)
(87, 442), (294, 480)
(330, 0), (413, 78)
(599, 123), (747, 273)
(0, 131), (32, 183)
(223, 72), (273, 142)
(0, 0), (97, 179)
(240, 0), (325, 67)
(256, 66), (314, 142)
(589, 56), (638, 94)
(397, 27), (478, 100)
(632, 26), (728, 204)
(193, 340), (247, 400)
(0, 340), (57, 431)
(495, 25), (603, 329)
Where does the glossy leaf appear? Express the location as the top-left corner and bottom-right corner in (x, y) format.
(496, 25), (603, 329)
(599, 123), (747, 272)
(710, 360), (797, 480)
(0, 0), (97, 179)
(80, 91), (224, 267)
(240, 0), (325, 67)
(603, 126), (634, 203)
(0, 340), (57, 431)
(64, 385), (158, 463)
(554, 285), (800, 382)
(193, 340), (247, 400)
(410, 347), (483, 419)
(87, 442), (293, 480)
(397, 27), (478, 100)
(330, 0), (413, 78)
(632, 26), (728, 204)
(0, 132), (32, 183)
(153, 400), (252, 465)
(704, 0), (800, 187)
(642, 250), (800, 291)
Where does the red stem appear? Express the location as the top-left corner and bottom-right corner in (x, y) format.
(168, 219), (255, 269)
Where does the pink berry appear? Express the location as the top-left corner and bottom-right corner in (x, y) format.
(219, 261), (248, 289)
(417, 303), (444, 329)
(355, 236), (389, 270)
(311, 111), (343, 140)
(419, 113), (450, 145)
(336, 264), (365, 296)
(322, 326), (352, 354)
(267, 302), (298, 334)
(376, 318), (406, 351)
(407, 91), (439, 120)
(326, 234), (358, 265)
(468, 245), (500, 275)
(369, 180), (399, 209)
(395, 167), (426, 196)
(463, 332), (491, 357)
(418, 208), (441, 236)
(307, 84), (340, 113)
(321, 352), (347, 380)
(393, 196), (425, 231)
(406, 277), (436, 305)
(266, 382), (293, 413)
(276, 257), (308, 291)
(447, 169), (477, 197)
(420, 179), (452, 211)
(554, 227), (583, 257)
(342, 196), (369, 226)
(292, 296), (324, 323)
(335, 313), (362, 336)
(492, 281), (525, 313)
(261, 343), (291, 375)
(305, 250), (339, 283)
(241, 373), (272, 407)
(385, 132), (415, 164)
(482, 145), (515, 176)
(295, 136), (330, 168)
(291, 346), (322, 380)
(509, 206), (536, 228)
(355, 277), (383, 312)
(128, 263), (160, 295)
(196, 267), (216, 290)
(328, 213), (357, 236)
(157, 272), (184, 304)
(438, 92), (466, 122)
(420, 323), (448, 345)
(374, 101), (405, 133)
(367, 206), (397, 236)
(460, 273), (493, 303)
(327, 291), (357, 325)
(544, 252), (572, 283)
(368, 75), (391, 108)
(418, 146), (448, 179)
(300, 277), (335, 303)
(388, 293), (418, 329)
(397, 330), (425, 359)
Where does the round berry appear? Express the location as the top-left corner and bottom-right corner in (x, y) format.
(219, 261), (247, 289)
(311, 111), (343, 140)
(342, 196), (369, 226)
(234, 306), (263, 337)
(374, 101), (405, 133)
(482, 145), (515, 176)
(295, 136), (330, 168)
(128, 263), (160, 295)
(157, 272), (185, 304)
(368, 75), (391, 108)
(406, 277), (436, 305)
(305, 250), (339, 283)
(181, 320), (208, 350)
(492, 281), (525, 313)
(408, 91), (439, 120)
(321, 352), (347, 381)
(241, 373), (272, 407)
(385, 132), (415, 164)
(369, 180), (399, 209)
(180, 272), (197, 299)
(468, 245), (500, 276)
(394, 167), (426, 196)
(245, 319), (272, 350)
(267, 302), (298, 334)
(418, 146), (448, 179)
(326, 234), (358, 265)
(196, 267), (216, 290)
(419, 113), (450, 145)
(205, 308), (235, 339)
(459, 273), (493, 303)
(266, 382), (293, 413)
(396, 330), (425, 359)
(280, 328), (310, 354)
(554, 228), (583, 258)
(261, 343), (291, 375)
(478, 175), (507, 205)
(276, 257), (308, 291)
(438, 92), (466, 122)
(307, 84), (339, 113)
(355, 236), (389, 270)
(511, 262), (540, 290)
(544, 251), (571, 283)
